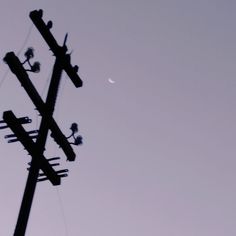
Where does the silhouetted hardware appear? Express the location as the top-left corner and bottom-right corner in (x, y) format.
(28, 157), (60, 165)
(0, 116), (31, 129)
(22, 47), (41, 73)
(47, 157), (60, 162)
(7, 135), (38, 143)
(67, 122), (78, 138)
(27, 157), (60, 169)
(29, 9), (83, 88)
(38, 169), (68, 177)
(3, 110), (60, 186)
(4, 52), (76, 161)
(67, 122), (83, 146)
(5, 130), (38, 138)
(70, 135), (83, 146)
(27, 163), (59, 170)
(5, 130), (39, 143)
(3, 9), (84, 235)
(37, 169), (68, 182)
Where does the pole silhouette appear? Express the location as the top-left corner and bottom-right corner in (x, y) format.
(1, 9), (83, 236)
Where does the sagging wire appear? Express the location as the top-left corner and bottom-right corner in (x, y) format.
(1, 17), (72, 236)
(43, 72), (69, 236)
(41, 69), (53, 99)
(16, 24), (34, 57)
(56, 186), (69, 236)
(54, 73), (68, 121)
(54, 74), (71, 236)
(0, 23), (34, 90)
(0, 69), (9, 88)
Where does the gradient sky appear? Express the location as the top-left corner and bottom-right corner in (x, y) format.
(0, 1), (236, 235)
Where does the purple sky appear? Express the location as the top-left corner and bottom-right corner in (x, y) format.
(1, 0), (236, 235)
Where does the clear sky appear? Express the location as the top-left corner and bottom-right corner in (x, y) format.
(0, 0), (236, 235)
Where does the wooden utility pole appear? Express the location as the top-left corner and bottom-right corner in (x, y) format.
(1, 9), (83, 236)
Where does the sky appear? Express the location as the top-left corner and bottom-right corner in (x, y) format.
(0, 0), (236, 235)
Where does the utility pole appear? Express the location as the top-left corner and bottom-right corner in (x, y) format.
(1, 9), (83, 236)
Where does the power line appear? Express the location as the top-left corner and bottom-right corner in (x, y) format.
(0, 24), (34, 90)
(56, 187), (69, 236)
(0, 69), (9, 89)
(16, 24), (34, 56)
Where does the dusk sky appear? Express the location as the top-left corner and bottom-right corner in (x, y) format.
(0, 1), (236, 235)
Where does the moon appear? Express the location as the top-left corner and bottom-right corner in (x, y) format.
(108, 78), (115, 84)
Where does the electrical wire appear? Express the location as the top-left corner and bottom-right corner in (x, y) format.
(0, 69), (9, 89)
(55, 74), (67, 121)
(41, 70), (52, 99)
(34, 69), (53, 129)
(16, 23), (34, 57)
(54, 74), (70, 236)
(56, 187), (69, 236)
(0, 23), (34, 90)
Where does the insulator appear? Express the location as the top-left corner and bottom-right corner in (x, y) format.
(73, 135), (83, 145)
(70, 123), (78, 133)
(73, 65), (79, 73)
(26, 62), (41, 73)
(0, 116), (31, 130)
(24, 47), (34, 61)
(28, 162), (59, 168)
(37, 173), (68, 182)
(47, 20), (53, 29)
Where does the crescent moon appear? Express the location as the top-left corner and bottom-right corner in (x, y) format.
(108, 78), (115, 84)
